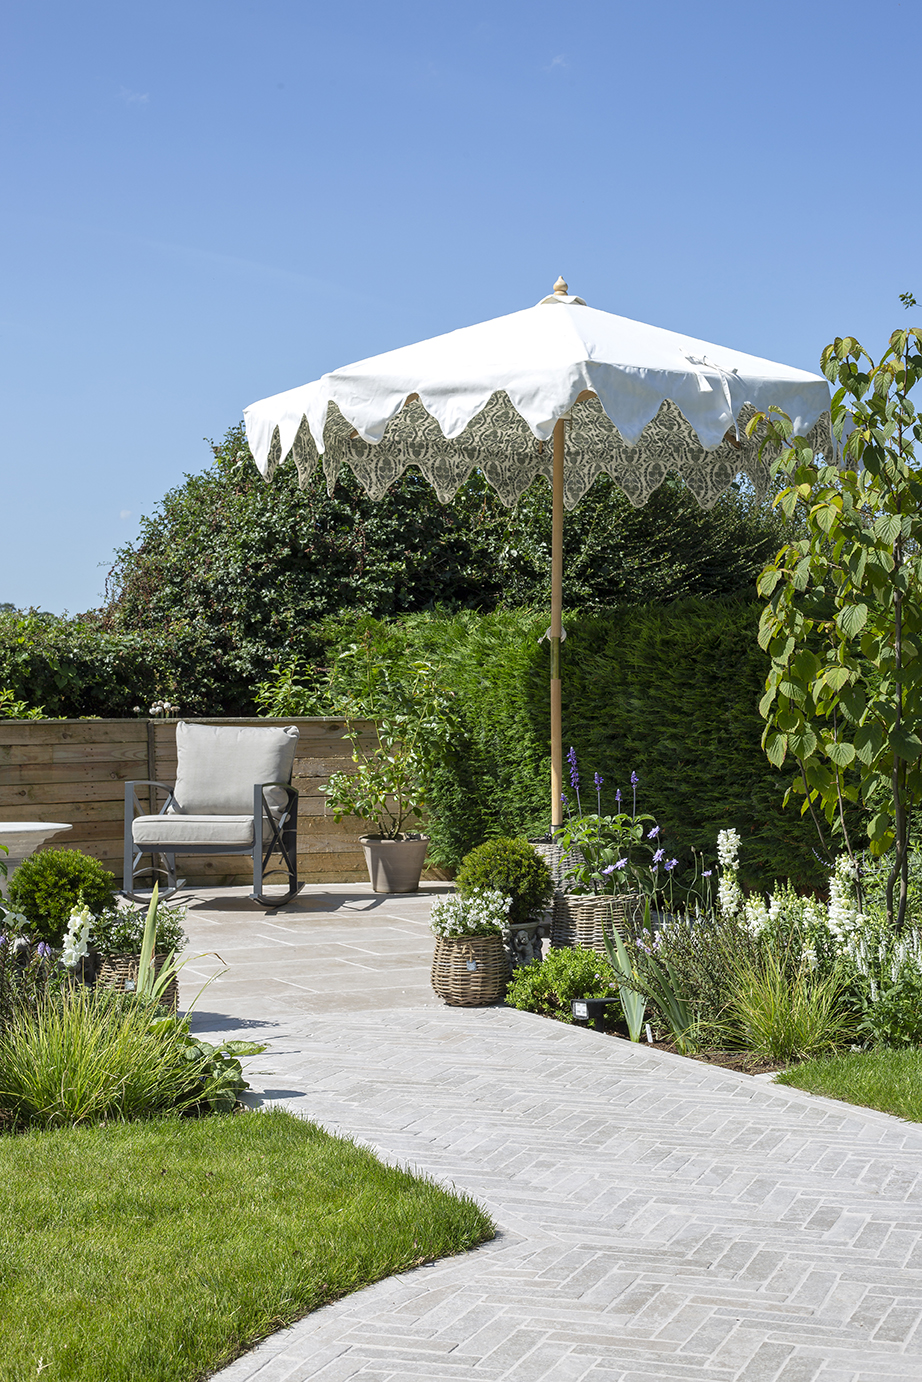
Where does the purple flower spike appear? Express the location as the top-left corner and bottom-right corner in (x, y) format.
(630, 771), (639, 787)
(647, 825), (660, 839)
(615, 788), (622, 806)
(664, 857), (678, 872)
(652, 848), (665, 864)
(702, 869), (713, 878)
(560, 793), (567, 805)
(614, 858), (627, 870)
(602, 863), (616, 875)
(594, 773), (603, 788)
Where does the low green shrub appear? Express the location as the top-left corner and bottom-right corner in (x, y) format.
(857, 970), (922, 1048)
(506, 946), (618, 1022)
(7, 848), (117, 947)
(456, 837), (553, 927)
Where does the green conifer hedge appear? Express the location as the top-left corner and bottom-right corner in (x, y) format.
(383, 602), (830, 891)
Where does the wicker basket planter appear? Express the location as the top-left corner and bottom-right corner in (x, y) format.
(529, 838), (584, 888)
(96, 953), (180, 1011)
(430, 934), (510, 1007)
(551, 892), (646, 954)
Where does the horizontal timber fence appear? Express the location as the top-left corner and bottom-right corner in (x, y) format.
(0, 717), (433, 887)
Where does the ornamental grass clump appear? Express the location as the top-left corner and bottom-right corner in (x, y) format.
(718, 950), (856, 1062)
(0, 987), (209, 1127)
(455, 837), (552, 926)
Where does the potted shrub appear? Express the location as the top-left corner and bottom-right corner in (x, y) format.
(455, 836), (554, 967)
(320, 640), (455, 894)
(323, 743), (429, 893)
(429, 889), (512, 1006)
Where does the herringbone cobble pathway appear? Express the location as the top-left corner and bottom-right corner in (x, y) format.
(179, 887), (922, 1382)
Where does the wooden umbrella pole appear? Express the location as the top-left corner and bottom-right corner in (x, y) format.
(550, 417), (565, 832)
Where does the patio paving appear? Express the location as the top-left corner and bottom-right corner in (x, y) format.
(176, 884), (922, 1382)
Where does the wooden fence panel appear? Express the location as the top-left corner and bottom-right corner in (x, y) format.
(0, 717), (390, 886)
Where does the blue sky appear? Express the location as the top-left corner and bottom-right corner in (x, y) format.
(3, 0), (920, 614)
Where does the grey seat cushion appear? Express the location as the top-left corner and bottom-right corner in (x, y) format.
(170, 722), (299, 816)
(133, 814), (255, 848)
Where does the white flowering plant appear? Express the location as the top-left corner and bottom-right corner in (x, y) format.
(710, 831), (922, 1046)
(429, 889), (511, 939)
(61, 903), (93, 969)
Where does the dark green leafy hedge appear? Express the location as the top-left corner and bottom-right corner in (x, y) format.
(365, 604), (830, 891)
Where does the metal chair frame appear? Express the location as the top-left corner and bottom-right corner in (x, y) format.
(123, 779), (299, 906)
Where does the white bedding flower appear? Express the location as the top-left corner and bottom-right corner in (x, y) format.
(744, 896), (770, 937)
(430, 889), (511, 938)
(718, 874), (744, 918)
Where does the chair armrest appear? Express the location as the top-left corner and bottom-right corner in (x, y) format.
(255, 781), (298, 823)
(125, 780), (177, 816)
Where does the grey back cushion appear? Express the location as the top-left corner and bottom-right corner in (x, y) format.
(171, 722), (299, 816)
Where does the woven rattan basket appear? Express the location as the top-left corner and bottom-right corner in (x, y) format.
(550, 892), (646, 954)
(96, 953), (180, 1011)
(529, 838), (585, 888)
(430, 934), (510, 1007)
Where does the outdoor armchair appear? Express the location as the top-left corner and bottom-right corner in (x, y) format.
(123, 721), (300, 906)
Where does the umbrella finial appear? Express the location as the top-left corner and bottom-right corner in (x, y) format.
(553, 276), (569, 296)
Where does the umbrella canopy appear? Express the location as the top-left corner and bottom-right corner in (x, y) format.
(245, 280), (831, 829)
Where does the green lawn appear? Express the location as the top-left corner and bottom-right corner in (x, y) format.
(0, 1108), (494, 1382)
(775, 1047), (922, 1122)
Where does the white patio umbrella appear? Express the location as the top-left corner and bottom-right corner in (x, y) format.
(245, 279), (831, 831)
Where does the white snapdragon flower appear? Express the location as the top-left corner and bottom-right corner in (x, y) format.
(717, 829), (741, 871)
(827, 855), (863, 938)
(0, 906), (29, 934)
(744, 896), (770, 937)
(718, 874), (744, 918)
(61, 903), (93, 968)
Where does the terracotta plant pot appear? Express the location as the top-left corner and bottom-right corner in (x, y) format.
(360, 835), (429, 893)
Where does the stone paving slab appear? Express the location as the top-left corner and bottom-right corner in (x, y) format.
(172, 887), (922, 1381)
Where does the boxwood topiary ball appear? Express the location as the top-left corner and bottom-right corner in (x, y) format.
(455, 837), (553, 927)
(7, 848), (117, 947)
